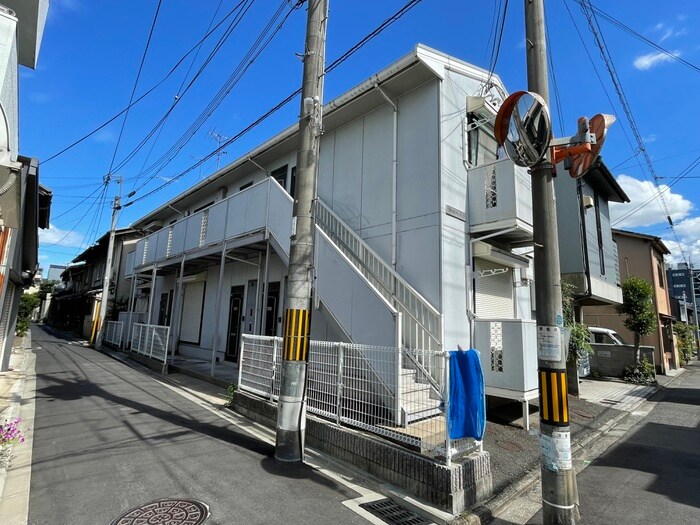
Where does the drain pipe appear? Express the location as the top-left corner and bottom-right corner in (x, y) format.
(376, 84), (398, 272)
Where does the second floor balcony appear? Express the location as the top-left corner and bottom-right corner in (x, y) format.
(129, 178), (293, 273)
(468, 159), (533, 244)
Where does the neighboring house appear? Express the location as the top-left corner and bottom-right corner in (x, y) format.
(583, 229), (678, 374)
(0, 1), (51, 372)
(555, 158), (630, 310)
(667, 263), (699, 327)
(49, 229), (142, 341)
(124, 45), (539, 419)
(46, 263), (67, 282)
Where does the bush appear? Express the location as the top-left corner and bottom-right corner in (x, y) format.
(15, 293), (40, 337)
(674, 322), (697, 366)
(623, 358), (656, 385)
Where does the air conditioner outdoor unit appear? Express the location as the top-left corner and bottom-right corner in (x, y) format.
(467, 96), (499, 121)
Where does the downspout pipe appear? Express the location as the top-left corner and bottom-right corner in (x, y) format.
(375, 84), (398, 271)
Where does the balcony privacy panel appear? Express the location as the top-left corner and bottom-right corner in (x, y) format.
(205, 201), (227, 245)
(155, 228), (169, 260)
(242, 183), (267, 233)
(184, 211), (204, 251)
(473, 319), (537, 393)
(468, 160), (532, 232)
(143, 234), (156, 264)
(171, 221), (187, 255)
(134, 242), (145, 267)
(267, 179), (293, 255)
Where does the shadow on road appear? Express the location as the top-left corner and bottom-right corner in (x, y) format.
(33, 344), (345, 493)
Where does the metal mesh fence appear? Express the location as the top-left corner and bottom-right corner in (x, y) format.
(239, 335), (479, 463)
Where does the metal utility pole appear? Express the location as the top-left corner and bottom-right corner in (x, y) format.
(95, 180), (122, 350)
(525, 1), (579, 522)
(275, 0), (328, 462)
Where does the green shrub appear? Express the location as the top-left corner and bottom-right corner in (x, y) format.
(623, 358), (656, 385)
(674, 322), (697, 366)
(15, 294), (40, 337)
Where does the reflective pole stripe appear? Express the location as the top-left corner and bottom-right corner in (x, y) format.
(283, 308), (311, 361)
(539, 369), (569, 426)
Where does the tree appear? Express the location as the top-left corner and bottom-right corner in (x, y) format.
(16, 293), (41, 336)
(616, 277), (657, 363)
(674, 322), (697, 366)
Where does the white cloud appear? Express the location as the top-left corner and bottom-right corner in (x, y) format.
(39, 224), (84, 248)
(610, 174), (693, 228)
(93, 128), (116, 144)
(642, 134), (657, 143)
(633, 50), (681, 71)
(659, 28), (675, 42)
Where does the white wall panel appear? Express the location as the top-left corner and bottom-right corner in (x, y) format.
(396, 224), (440, 307)
(360, 105), (393, 229)
(396, 81), (439, 221)
(171, 221), (187, 255)
(332, 120), (364, 230)
(184, 212), (203, 251)
(318, 133), (335, 205)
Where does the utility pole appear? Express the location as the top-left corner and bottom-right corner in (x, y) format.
(95, 178), (122, 350)
(525, 1), (579, 522)
(275, 0), (327, 462)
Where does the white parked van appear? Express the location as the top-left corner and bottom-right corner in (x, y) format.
(588, 326), (627, 345)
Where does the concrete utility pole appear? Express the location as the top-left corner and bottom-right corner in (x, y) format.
(95, 182), (122, 350)
(525, 0), (580, 522)
(275, 0), (328, 462)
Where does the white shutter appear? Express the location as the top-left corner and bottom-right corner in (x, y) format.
(180, 281), (205, 343)
(475, 260), (514, 319)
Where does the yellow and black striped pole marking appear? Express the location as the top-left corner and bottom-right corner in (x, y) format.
(539, 368), (569, 426)
(282, 308), (311, 361)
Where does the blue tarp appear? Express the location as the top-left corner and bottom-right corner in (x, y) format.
(448, 349), (486, 440)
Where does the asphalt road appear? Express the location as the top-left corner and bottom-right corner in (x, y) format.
(26, 327), (374, 525)
(524, 360), (700, 524)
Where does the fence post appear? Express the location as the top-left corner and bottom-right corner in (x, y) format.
(395, 312), (403, 425)
(238, 336), (246, 390)
(444, 351), (452, 468)
(149, 326), (156, 359)
(270, 337), (278, 403)
(336, 342), (344, 426)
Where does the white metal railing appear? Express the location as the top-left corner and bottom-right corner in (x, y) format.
(104, 321), (124, 348)
(315, 200), (442, 360)
(239, 335), (478, 464)
(130, 323), (170, 362)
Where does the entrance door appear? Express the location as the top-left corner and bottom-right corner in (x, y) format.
(226, 285), (244, 362)
(157, 291), (173, 326)
(262, 282), (280, 336)
(243, 280), (258, 334)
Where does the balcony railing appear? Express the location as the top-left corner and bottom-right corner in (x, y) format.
(133, 178), (293, 268)
(468, 159), (533, 241)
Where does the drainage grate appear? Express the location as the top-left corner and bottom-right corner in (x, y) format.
(359, 498), (432, 525)
(110, 499), (209, 525)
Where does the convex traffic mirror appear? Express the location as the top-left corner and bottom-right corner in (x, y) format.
(494, 91), (552, 168)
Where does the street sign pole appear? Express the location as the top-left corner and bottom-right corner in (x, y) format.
(525, 0), (580, 522)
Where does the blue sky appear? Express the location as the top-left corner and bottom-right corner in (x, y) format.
(22, 0), (700, 271)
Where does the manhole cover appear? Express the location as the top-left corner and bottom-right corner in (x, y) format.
(110, 499), (209, 525)
(359, 498), (432, 525)
(496, 440), (524, 452)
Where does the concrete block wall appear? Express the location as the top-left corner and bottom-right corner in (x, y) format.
(232, 390), (492, 515)
(589, 345), (655, 377)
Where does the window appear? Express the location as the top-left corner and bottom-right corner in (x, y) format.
(657, 261), (665, 289)
(192, 201), (214, 214)
(466, 113), (498, 167)
(270, 165), (288, 193)
(290, 166), (297, 199)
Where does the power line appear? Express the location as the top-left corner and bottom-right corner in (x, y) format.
(106, 0), (163, 181)
(41, 1), (255, 165)
(124, 0), (426, 207)
(578, 0), (689, 264)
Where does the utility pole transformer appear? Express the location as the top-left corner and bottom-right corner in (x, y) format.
(525, 0), (580, 522)
(275, 0), (328, 462)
